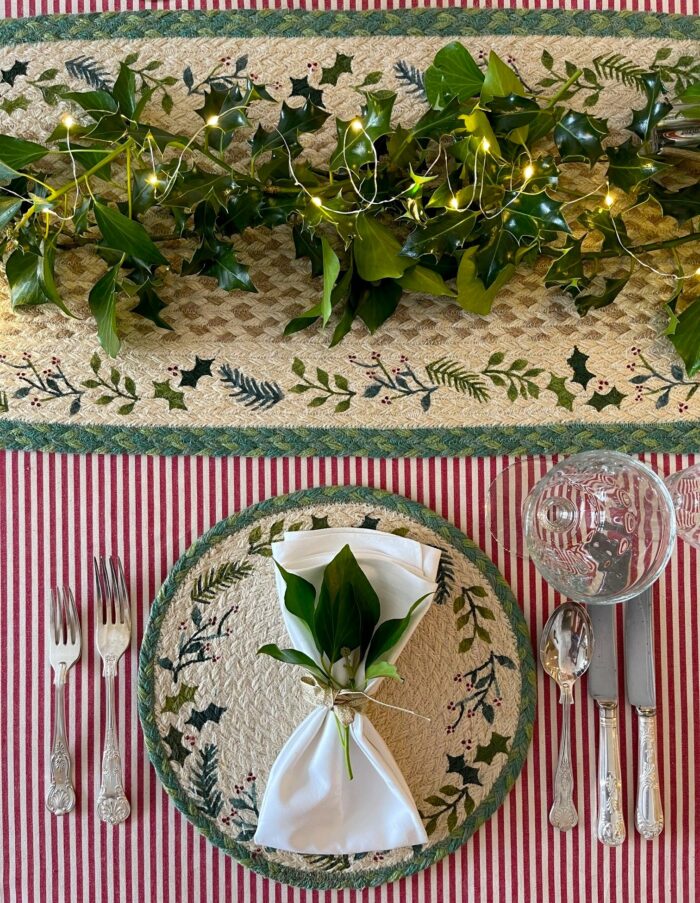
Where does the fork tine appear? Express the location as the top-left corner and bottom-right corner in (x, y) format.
(101, 557), (115, 624)
(65, 587), (79, 645)
(57, 587), (67, 645)
(49, 588), (58, 646)
(111, 556), (129, 624)
(94, 556), (105, 624)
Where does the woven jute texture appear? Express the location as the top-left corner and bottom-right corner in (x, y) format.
(0, 25), (698, 453)
(137, 487), (535, 889)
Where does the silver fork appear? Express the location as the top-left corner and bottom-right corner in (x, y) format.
(94, 556), (131, 824)
(47, 586), (81, 815)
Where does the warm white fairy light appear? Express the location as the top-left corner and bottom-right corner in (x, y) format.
(481, 137), (491, 152)
(449, 197), (460, 210)
(604, 192), (615, 208)
(695, 266), (700, 277)
(311, 195), (323, 207)
(523, 163), (535, 180)
(146, 172), (159, 186)
(206, 115), (220, 127)
(350, 118), (363, 133)
(61, 114), (75, 130)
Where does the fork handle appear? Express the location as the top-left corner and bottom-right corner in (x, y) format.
(47, 671), (76, 815)
(97, 668), (130, 825)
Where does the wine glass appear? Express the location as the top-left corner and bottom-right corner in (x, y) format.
(666, 462), (700, 549)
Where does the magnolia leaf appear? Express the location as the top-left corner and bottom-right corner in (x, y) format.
(606, 138), (668, 193)
(274, 561), (318, 644)
(481, 51), (526, 103)
(320, 52), (353, 86)
(257, 644), (327, 683)
(554, 110), (608, 164)
(94, 202), (168, 266)
(669, 297), (700, 377)
(353, 214), (412, 281)
(401, 212), (476, 260)
(628, 72), (672, 142)
(398, 265), (457, 298)
(88, 264), (121, 358)
(320, 237), (340, 326)
(575, 276), (628, 315)
(423, 42), (483, 109)
(457, 247), (515, 315)
(365, 660), (402, 681)
(365, 595), (429, 668)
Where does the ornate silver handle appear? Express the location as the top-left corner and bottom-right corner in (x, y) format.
(596, 702), (626, 846)
(550, 686), (578, 830)
(46, 672), (76, 815)
(97, 672), (130, 824)
(635, 707), (663, 839)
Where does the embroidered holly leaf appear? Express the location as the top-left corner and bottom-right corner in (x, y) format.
(153, 379), (187, 411)
(545, 373), (575, 410)
(162, 683), (198, 714)
(587, 386), (626, 411)
(178, 356), (214, 389)
(1, 60), (28, 87)
(554, 110), (608, 164)
(567, 347), (595, 390)
(320, 52), (353, 86)
(311, 514), (329, 530)
(446, 753), (482, 786)
(502, 190), (570, 243)
(186, 703), (228, 732)
(359, 514), (380, 530)
(163, 725), (191, 767)
(575, 276), (628, 315)
(474, 732), (510, 765)
(606, 138), (668, 193)
(628, 72), (672, 142)
(289, 75), (324, 108)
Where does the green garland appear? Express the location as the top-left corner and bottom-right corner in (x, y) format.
(1, 44), (700, 371)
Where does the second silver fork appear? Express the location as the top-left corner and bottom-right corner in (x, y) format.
(94, 556), (131, 825)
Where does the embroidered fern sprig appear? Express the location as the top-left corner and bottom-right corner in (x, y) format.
(190, 560), (253, 605)
(219, 365), (284, 411)
(425, 358), (490, 402)
(191, 743), (224, 818)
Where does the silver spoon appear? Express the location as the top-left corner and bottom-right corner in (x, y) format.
(540, 600), (594, 831)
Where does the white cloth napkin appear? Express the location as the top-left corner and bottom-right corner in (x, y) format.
(254, 527), (441, 855)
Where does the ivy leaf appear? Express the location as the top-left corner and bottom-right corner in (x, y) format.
(353, 214), (412, 281)
(1, 60), (28, 87)
(546, 373), (575, 411)
(473, 732), (510, 765)
(320, 237), (340, 326)
(398, 265), (457, 298)
(423, 42), (484, 109)
(112, 62), (137, 118)
(575, 276), (628, 315)
(669, 296), (700, 377)
(153, 379), (187, 411)
(567, 346), (595, 389)
(94, 202), (168, 266)
(502, 190), (570, 243)
(5, 247), (51, 308)
(178, 356), (214, 388)
(59, 89), (118, 117)
(480, 51), (526, 103)
(88, 264), (121, 358)
(650, 183), (700, 223)
(329, 91), (396, 170)
(489, 93), (540, 136)
(0, 198), (21, 230)
(0, 135), (48, 180)
(401, 212), (476, 260)
(606, 138), (668, 193)
(320, 52), (353, 86)
(554, 110), (608, 164)
(587, 386), (626, 411)
(628, 72), (672, 142)
(457, 246), (515, 315)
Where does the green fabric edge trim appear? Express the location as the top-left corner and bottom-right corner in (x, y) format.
(0, 8), (699, 43)
(137, 485), (537, 890)
(1, 418), (700, 456)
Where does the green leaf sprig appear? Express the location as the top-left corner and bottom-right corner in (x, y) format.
(258, 543), (428, 779)
(2, 48), (700, 371)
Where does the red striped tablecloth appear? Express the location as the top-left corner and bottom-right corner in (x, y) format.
(1, 450), (698, 903)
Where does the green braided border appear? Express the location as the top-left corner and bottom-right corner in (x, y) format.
(1, 418), (700, 456)
(1, 8), (699, 457)
(137, 486), (537, 890)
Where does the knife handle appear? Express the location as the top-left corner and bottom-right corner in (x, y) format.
(635, 707), (663, 839)
(596, 701), (626, 846)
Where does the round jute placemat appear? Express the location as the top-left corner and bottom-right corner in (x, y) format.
(138, 485), (536, 889)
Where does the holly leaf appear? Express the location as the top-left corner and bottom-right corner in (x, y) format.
(628, 72), (672, 142)
(1, 60), (28, 87)
(251, 100), (329, 159)
(178, 356), (214, 388)
(320, 52), (353, 86)
(650, 183), (700, 223)
(669, 296), (700, 377)
(423, 42), (484, 109)
(133, 282), (172, 331)
(480, 51), (526, 103)
(162, 683), (198, 714)
(544, 237), (586, 296)
(153, 379), (187, 411)
(183, 241), (257, 293)
(475, 230), (520, 289)
(289, 75), (324, 108)
(473, 732), (510, 765)
(401, 212), (476, 260)
(163, 725), (191, 767)
(353, 214), (412, 281)
(489, 93), (540, 136)
(606, 138), (668, 193)
(579, 209), (629, 253)
(329, 90), (396, 170)
(457, 246), (515, 315)
(546, 373), (575, 411)
(186, 702), (227, 731)
(575, 276), (628, 315)
(554, 110), (608, 164)
(356, 279), (403, 333)
(567, 346), (595, 389)
(292, 225), (323, 277)
(88, 264), (121, 358)
(587, 386), (626, 411)
(311, 514), (329, 530)
(502, 190), (570, 243)
(446, 752), (482, 786)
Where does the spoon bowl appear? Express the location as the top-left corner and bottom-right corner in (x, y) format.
(540, 601), (594, 830)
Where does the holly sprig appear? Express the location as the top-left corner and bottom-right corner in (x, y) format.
(1, 48), (700, 373)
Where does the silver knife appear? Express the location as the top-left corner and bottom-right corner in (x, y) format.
(587, 603), (626, 846)
(625, 588), (664, 839)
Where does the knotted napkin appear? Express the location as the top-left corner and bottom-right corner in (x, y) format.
(254, 527), (440, 855)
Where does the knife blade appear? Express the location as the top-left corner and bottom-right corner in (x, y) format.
(624, 588), (664, 838)
(587, 604), (626, 845)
